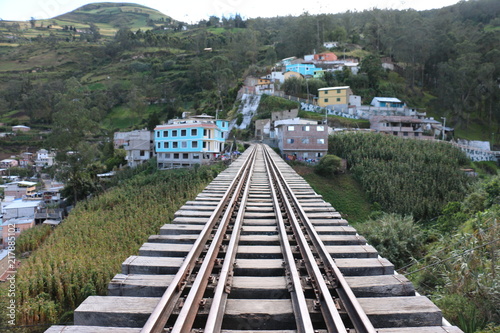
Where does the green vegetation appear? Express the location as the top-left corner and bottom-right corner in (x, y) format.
(294, 165), (371, 223)
(255, 94), (299, 119)
(356, 213), (425, 268)
(329, 132), (471, 220)
(8, 161), (225, 328)
(406, 177), (500, 332)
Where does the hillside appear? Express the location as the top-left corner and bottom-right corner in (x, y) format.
(0, 2), (177, 41)
(0, 0), (498, 146)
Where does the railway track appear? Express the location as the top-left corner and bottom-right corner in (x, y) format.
(47, 144), (463, 333)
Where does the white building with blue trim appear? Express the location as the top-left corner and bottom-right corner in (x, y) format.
(154, 114), (229, 169)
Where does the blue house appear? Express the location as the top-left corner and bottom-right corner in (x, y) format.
(285, 63), (320, 78)
(370, 97), (406, 108)
(154, 114), (229, 169)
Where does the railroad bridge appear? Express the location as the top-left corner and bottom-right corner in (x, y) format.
(47, 144), (463, 333)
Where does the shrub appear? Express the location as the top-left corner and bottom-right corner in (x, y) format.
(356, 213), (424, 269)
(315, 154), (343, 177)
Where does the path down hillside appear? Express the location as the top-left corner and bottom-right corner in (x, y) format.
(230, 94), (261, 131)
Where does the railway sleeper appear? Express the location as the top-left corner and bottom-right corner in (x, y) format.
(221, 297), (446, 330)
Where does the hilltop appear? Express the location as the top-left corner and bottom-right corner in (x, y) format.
(0, 2), (178, 40)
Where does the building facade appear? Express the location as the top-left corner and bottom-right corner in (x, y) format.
(154, 114), (229, 169)
(114, 130), (155, 168)
(317, 86), (352, 108)
(285, 63), (320, 78)
(275, 118), (329, 161)
(370, 116), (425, 138)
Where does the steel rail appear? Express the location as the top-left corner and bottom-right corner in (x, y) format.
(263, 146), (347, 333)
(262, 145), (315, 333)
(172, 144), (258, 333)
(264, 145), (376, 333)
(204, 144), (260, 333)
(140, 145), (257, 333)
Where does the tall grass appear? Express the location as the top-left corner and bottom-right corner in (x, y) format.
(329, 133), (471, 220)
(13, 163), (225, 326)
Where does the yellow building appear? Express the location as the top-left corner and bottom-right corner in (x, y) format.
(317, 86), (352, 108)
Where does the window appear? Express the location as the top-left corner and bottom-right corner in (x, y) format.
(393, 132), (398, 136)
(173, 153), (179, 159)
(303, 152), (309, 158)
(287, 126), (295, 131)
(140, 150), (145, 156)
(172, 130), (178, 137)
(317, 138), (325, 144)
(192, 141), (198, 148)
(302, 126), (310, 131)
(156, 131), (160, 138)
(302, 138), (309, 144)
(287, 139), (294, 144)
(165, 153), (170, 158)
(181, 141), (187, 148)
(191, 129), (197, 136)
(181, 129), (187, 136)
(317, 152), (323, 158)
(173, 142), (178, 148)
(163, 131), (168, 137)
(415, 132), (419, 137)
(317, 126), (324, 131)
(324, 91), (328, 95)
(403, 132), (408, 136)
(183, 153), (188, 159)
(193, 153), (200, 159)
(337, 89), (341, 93)
(324, 98), (328, 103)
(163, 142), (169, 149)
(157, 142), (161, 149)
(337, 98), (341, 102)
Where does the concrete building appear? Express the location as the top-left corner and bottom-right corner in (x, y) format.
(0, 159), (18, 168)
(154, 114), (229, 169)
(255, 119), (271, 141)
(317, 86), (352, 109)
(371, 97), (406, 108)
(3, 181), (37, 200)
(12, 125), (30, 132)
(2, 199), (43, 220)
(370, 115), (426, 138)
(35, 149), (56, 170)
(1, 218), (35, 248)
(114, 130), (155, 168)
(271, 109), (299, 123)
(274, 118), (328, 161)
(285, 63), (320, 78)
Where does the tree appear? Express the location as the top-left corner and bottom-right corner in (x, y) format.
(48, 78), (101, 205)
(360, 54), (383, 92)
(315, 155), (343, 177)
(88, 23), (101, 42)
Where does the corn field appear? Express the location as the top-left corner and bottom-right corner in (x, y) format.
(13, 163), (225, 327)
(329, 133), (471, 220)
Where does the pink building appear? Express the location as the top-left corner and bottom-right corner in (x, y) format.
(1, 218), (35, 248)
(275, 118), (329, 161)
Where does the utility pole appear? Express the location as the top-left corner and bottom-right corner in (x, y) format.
(441, 117), (446, 141)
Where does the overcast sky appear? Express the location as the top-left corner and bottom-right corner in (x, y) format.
(0, 0), (461, 23)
